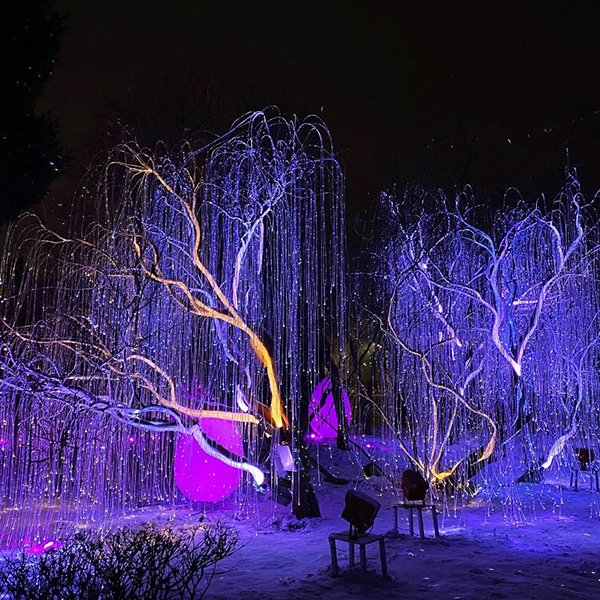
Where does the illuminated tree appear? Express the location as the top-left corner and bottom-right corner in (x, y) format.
(0, 110), (346, 543)
(369, 177), (600, 495)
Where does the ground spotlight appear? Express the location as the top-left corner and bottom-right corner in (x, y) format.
(341, 490), (381, 538)
(401, 469), (428, 502)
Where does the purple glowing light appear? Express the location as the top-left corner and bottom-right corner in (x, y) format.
(308, 377), (351, 439)
(174, 418), (244, 502)
(28, 539), (63, 555)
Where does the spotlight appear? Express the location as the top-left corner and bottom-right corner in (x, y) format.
(362, 461), (384, 478)
(401, 469), (428, 502)
(341, 490), (381, 538)
(576, 448), (595, 470)
(277, 444), (297, 472)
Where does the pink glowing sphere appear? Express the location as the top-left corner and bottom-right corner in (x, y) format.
(174, 418), (243, 502)
(308, 376), (352, 439)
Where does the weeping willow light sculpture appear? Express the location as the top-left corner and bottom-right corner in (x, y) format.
(370, 177), (600, 497)
(0, 110), (346, 546)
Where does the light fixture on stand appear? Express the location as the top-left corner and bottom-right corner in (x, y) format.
(340, 490), (381, 539)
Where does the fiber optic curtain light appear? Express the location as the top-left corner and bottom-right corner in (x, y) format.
(370, 179), (600, 499)
(0, 109), (346, 544)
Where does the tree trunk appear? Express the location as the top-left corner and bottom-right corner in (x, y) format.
(292, 439), (321, 519)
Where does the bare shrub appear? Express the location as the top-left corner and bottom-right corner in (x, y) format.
(0, 521), (238, 600)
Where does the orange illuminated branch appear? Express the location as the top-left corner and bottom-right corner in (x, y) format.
(126, 354), (259, 424)
(127, 157), (287, 429)
(384, 291), (498, 481)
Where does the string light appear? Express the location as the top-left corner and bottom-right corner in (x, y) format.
(0, 109), (346, 545)
(370, 177), (599, 511)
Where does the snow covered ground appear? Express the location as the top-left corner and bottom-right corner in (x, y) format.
(6, 440), (600, 599)
(205, 445), (600, 600)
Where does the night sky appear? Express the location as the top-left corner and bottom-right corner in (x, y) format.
(39, 0), (600, 219)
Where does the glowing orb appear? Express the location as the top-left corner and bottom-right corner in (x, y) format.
(308, 376), (351, 439)
(174, 418), (243, 502)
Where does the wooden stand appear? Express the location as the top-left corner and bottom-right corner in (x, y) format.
(571, 448), (599, 492)
(570, 466), (600, 492)
(393, 502), (440, 539)
(328, 531), (388, 579)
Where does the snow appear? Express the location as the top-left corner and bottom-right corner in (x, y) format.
(7, 441), (600, 599)
(204, 446), (600, 600)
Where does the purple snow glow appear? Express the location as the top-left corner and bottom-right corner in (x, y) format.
(28, 540), (63, 555)
(308, 377), (351, 439)
(174, 418), (244, 502)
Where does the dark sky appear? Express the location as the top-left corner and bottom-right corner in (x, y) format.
(39, 0), (600, 218)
